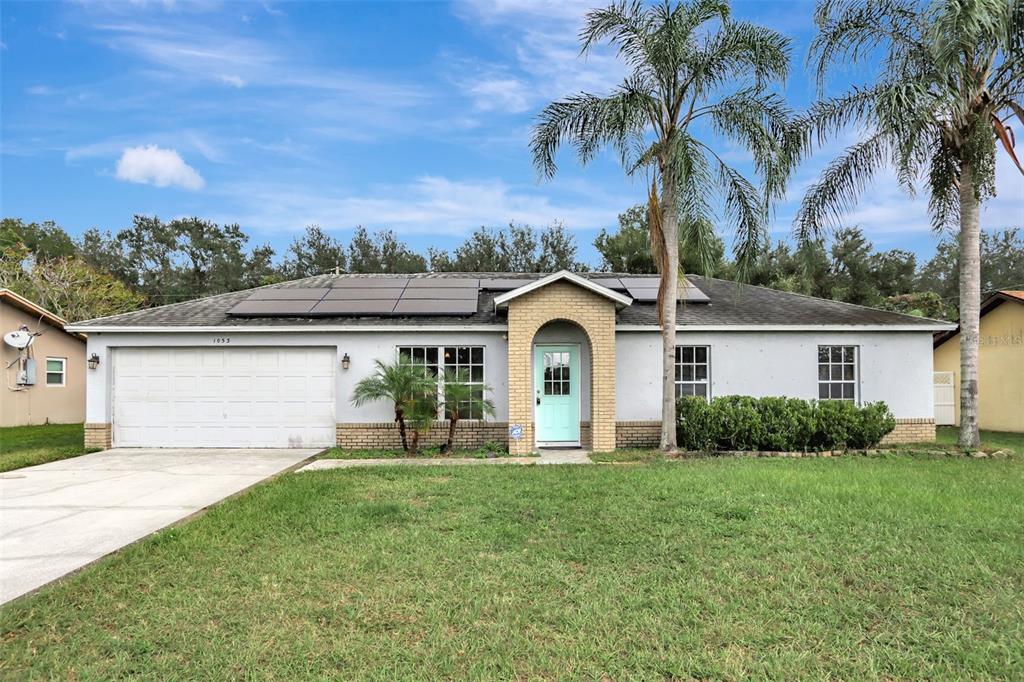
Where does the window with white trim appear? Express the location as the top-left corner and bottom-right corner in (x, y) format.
(675, 346), (710, 399)
(817, 345), (858, 401)
(45, 357), (66, 387)
(397, 345), (486, 419)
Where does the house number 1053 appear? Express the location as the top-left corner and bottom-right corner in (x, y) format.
(213, 337), (231, 344)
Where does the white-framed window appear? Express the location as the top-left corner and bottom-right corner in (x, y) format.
(675, 346), (710, 399)
(818, 345), (858, 401)
(45, 357), (66, 387)
(397, 345), (486, 419)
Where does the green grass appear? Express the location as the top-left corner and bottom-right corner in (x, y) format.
(2, 456), (1023, 679)
(936, 426), (1024, 453)
(0, 423), (95, 473)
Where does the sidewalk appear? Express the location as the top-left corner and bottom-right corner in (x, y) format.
(300, 448), (592, 471)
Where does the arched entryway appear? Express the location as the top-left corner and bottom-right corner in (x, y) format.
(503, 279), (618, 454)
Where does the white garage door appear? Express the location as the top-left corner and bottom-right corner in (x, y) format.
(113, 347), (336, 448)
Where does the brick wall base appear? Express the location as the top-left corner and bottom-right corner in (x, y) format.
(880, 418), (936, 445)
(337, 421), (509, 450)
(616, 421), (663, 449)
(84, 423), (112, 450)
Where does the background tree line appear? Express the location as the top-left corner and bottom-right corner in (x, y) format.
(1, 213), (1021, 323)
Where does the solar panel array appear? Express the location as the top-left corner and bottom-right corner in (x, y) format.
(593, 277), (710, 303)
(227, 275), (709, 317)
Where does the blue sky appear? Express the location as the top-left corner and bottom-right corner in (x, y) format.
(2, 0), (1021, 267)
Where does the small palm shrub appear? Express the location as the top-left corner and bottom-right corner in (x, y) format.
(677, 396), (896, 452)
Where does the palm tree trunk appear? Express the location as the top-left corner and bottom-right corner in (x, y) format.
(395, 408), (409, 452)
(409, 429), (420, 456)
(660, 181), (679, 451)
(957, 159), (982, 449)
(445, 414), (458, 452)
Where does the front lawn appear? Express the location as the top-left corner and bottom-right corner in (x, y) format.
(2, 455), (1022, 678)
(936, 425), (1024, 453)
(0, 423), (94, 473)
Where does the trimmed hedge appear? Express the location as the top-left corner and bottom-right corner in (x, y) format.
(676, 395), (896, 452)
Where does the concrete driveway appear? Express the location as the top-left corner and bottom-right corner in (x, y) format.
(0, 448), (318, 605)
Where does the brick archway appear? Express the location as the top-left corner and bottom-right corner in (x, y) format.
(506, 280), (616, 454)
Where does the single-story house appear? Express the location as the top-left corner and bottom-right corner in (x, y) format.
(933, 290), (1024, 432)
(66, 271), (954, 453)
(1, 288), (87, 427)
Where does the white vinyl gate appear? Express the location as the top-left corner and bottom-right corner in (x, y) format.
(112, 347), (336, 448)
(933, 371), (955, 425)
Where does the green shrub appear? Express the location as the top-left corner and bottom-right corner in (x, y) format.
(676, 396), (715, 450)
(676, 396), (896, 452)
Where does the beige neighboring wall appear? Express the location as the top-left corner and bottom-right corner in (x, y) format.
(0, 295), (87, 427)
(933, 294), (1024, 433)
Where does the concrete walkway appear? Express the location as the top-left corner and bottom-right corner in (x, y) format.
(301, 448), (592, 471)
(0, 448), (318, 605)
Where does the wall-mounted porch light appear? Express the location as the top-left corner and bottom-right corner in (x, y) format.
(88, 353), (101, 370)
(341, 353), (351, 370)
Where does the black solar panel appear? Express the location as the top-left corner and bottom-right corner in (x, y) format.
(405, 278), (479, 289)
(478, 278), (532, 290)
(308, 299), (399, 315)
(393, 299), (478, 315)
(401, 287), (478, 300)
(322, 288), (407, 300)
(330, 277), (409, 288)
(589, 277), (625, 289)
(229, 300), (318, 315)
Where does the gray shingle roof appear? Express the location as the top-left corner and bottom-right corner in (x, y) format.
(68, 272), (947, 329)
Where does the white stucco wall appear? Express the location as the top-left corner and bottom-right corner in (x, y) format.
(83, 330), (509, 424)
(615, 330), (935, 420)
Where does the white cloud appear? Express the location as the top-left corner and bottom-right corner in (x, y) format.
(211, 175), (631, 235)
(115, 144), (205, 190)
(462, 75), (532, 113)
(26, 85), (54, 96)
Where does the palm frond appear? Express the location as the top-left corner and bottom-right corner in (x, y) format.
(795, 131), (892, 241)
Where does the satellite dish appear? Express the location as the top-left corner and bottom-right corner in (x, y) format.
(3, 331), (33, 349)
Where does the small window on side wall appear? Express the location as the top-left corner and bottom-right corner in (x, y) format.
(817, 345), (857, 402)
(46, 358), (66, 387)
(675, 346), (710, 400)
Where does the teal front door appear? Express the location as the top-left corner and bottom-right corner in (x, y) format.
(534, 344), (581, 445)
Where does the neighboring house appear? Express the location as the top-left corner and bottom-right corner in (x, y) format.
(66, 271), (954, 452)
(933, 291), (1024, 433)
(1, 289), (87, 427)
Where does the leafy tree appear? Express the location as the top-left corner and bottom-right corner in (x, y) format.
(870, 248), (917, 298)
(430, 223), (582, 272)
(351, 358), (438, 453)
(798, 0), (1024, 447)
(0, 218), (76, 261)
(595, 204), (726, 274)
(280, 225), (347, 279)
(918, 227), (1024, 310)
(880, 291), (952, 320)
(80, 215), (279, 303)
(532, 0), (798, 449)
(0, 241), (144, 322)
(347, 226), (427, 274)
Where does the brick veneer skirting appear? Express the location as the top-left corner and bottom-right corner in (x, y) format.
(613, 418), (936, 449)
(337, 421), (510, 450)
(84, 423), (112, 449)
(616, 421), (663, 449)
(880, 418), (936, 444)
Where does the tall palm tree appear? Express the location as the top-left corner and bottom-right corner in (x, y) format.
(531, 0), (798, 449)
(351, 358), (437, 453)
(797, 0), (1024, 448)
